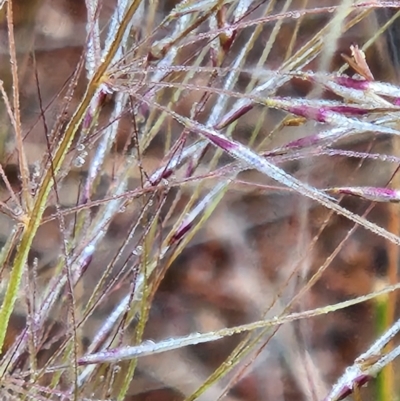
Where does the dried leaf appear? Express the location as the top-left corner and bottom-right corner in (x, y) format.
(341, 44), (374, 81)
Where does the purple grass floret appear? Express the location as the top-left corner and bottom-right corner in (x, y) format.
(171, 181), (230, 244)
(334, 76), (369, 90)
(285, 135), (321, 149)
(326, 318), (400, 400)
(170, 221), (193, 244)
(205, 131), (237, 151)
(80, 253), (93, 276)
(287, 105), (325, 122)
(82, 111), (93, 131)
(282, 127), (352, 150)
(327, 105), (370, 115)
(325, 373), (372, 401)
(161, 168), (173, 180)
(330, 186), (400, 202)
(288, 105), (369, 122)
(185, 158), (195, 177)
(148, 167), (173, 186)
(215, 103), (253, 130)
(185, 144), (209, 177)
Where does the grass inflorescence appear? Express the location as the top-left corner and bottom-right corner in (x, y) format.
(0, 1), (400, 400)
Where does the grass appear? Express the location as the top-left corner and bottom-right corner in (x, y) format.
(0, 0), (400, 400)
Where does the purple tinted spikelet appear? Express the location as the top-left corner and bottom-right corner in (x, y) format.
(204, 131), (237, 151)
(327, 105), (370, 115)
(284, 135), (321, 149)
(288, 105), (326, 122)
(330, 187), (400, 202)
(288, 104), (370, 122)
(215, 103), (254, 130)
(334, 76), (369, 90)
(170, 222), (193, 244)
(324, 373), (373, 401)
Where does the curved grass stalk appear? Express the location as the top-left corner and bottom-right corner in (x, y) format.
(78, 279), (400, 366)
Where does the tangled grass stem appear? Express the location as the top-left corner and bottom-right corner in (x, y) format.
(0, 0), (143, 361)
